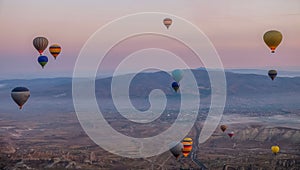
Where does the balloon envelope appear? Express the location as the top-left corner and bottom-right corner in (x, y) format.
(11, 87), (30, 109)
(263, 30), (283, 53)
(220, 125), (227, 132)
(182, 138), (193, 157)
(169, 142), (183, 159)
(271, 145), (280, 155)
(49, 44), (61, 59)
(38, 55), (48, 68)
(163, 18), (172, 29)
(33, 37), (49, 55)
(172, 82), (180, 92)
(172, 69), (184, 82)
(228, 131), (234, 138)
(268, 70), (277, 80)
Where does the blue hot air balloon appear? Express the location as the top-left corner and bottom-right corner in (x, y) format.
(172, 82), (180, 92)
(38, 55), (48, 68)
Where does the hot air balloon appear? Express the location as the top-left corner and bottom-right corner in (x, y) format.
(263, 30), (283, 53)
(33, 37), (49, 55)
(182, 138), (193, 157)
(268, 70), (277, 80)
(49, 44), (61, 60)
(172, 69), (184, 82)
(11, 87), (30, 109)
(271, 145), (280, 155)
(169, 142), (183, 159)
(163, 18), (172, 29)
(220, 125), (227, 132)
(228, 131), (234, 138)
(38, 55), (48, 68)
(172, 82), (180, 92)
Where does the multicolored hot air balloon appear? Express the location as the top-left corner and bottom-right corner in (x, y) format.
(38, 55), (48, 68)
(163, 18), (172, 29)
(268, 70), (277, 81)
(33, 37), (49, 55)
(172, 82), (180, 92)
(172, 69), (184, 82)
(182, 138), (193, 157)
(11, 87), (30, 109)
(220, 125), (227, 132)
(228, 131), (234, 138)
(169, 142), (183, 159)
(271, 145), (280, 155)
(49, 44), (61, 60)
(263, 30), (283, 53)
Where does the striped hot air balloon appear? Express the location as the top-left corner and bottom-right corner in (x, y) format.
(182, 137), (193, 157)
(268, 70), (277, 81)
(11, 87), (30, 109)
(163, 18), (172, 29)
(49, 44), (61, 59)
(33, 37), (49, 55)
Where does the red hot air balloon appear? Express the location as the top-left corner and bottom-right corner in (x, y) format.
(228, 131), (234, 138)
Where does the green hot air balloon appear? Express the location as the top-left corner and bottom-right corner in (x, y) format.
(268, 70), (277, 80)
(38, 55), (48, 68)
(172, 69), (184, 82)
(11, 87), (30, 109)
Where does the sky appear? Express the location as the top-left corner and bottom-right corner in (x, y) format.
(0, 0), (299, 79)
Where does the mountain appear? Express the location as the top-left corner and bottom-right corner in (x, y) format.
(226, 68), (300, 77)
(0, 69), (300, 114)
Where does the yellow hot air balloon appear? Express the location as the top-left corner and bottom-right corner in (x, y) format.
(182, 137), (193, 157)
(271, 145), (280, 155)
(163, 18), (172, 29)
(49, 44), (61, 60)
(263, 30), (283, 53)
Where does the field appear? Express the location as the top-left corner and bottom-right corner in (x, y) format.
(0, 111), (299, 170)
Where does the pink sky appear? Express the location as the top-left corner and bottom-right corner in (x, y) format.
(0, 0), (299, 79)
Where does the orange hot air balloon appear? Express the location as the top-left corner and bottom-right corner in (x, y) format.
(182, 137), (193, 157)
(163, 18), (172, 29)
(220, 125), (227, 132)
(49, 44), (61, 59)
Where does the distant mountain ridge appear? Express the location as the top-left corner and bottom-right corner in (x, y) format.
(0, 69), (299, 114)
